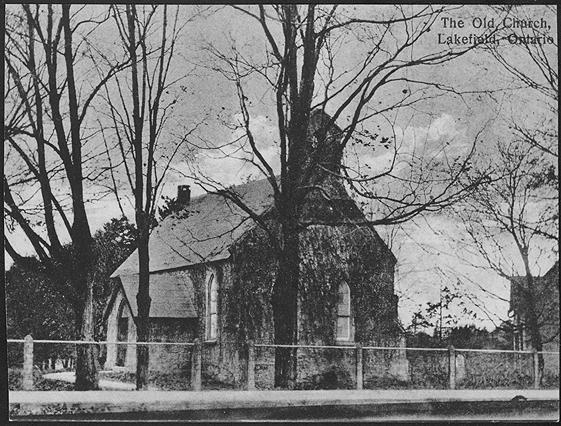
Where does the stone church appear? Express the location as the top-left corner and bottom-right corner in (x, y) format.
(103, 111), (404, 388)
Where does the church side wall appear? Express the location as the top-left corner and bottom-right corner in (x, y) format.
(295, 224), (402, 388)
(222, 222), (402, 389)
(125, 313), (137, 370)
(173, 261), (246, 387)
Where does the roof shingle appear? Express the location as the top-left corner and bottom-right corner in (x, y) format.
(112, 178), (274, 276)
(119, 272), (197, 318)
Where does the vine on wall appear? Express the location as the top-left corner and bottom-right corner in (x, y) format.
(300, 224), (400, 345)
(225, 224), (277, 344)
(223, 221), (400, 348)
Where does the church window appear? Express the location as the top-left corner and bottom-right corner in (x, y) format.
(206, 274), (218, 340)
(336, 282), (352, 341)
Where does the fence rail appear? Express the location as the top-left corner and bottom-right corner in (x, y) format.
(255, 343), (356, 350)
(7, 335), (559, 392)
(7, 339), (195, 346)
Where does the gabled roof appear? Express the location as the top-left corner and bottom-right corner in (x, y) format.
(103, 271), (198, 320)
(112, 178), (274, 276)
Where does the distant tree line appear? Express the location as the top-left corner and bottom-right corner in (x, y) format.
(406, 324), (513, 350)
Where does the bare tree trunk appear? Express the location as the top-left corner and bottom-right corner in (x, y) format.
(72, 202), (98, 390)
(123, 4), (152, 390)
(272, 228), (299, 389)
(522, 270), (544, 383)
(136, 226), (151, 389)
(75, 270), (99, 390)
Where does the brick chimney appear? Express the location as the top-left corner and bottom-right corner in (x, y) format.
(177, 185), (191, 205)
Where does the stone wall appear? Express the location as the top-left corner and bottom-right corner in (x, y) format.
(295, 346), (357, 389)
(148, 318), (197, 374)
(252, 344), (411, 390)
(201, 340), (244, 387)
(406, 350), (449, 388)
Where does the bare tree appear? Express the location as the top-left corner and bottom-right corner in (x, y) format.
(454, 7), (558, 380)
(405, 5), (557, 354)
(191, 5), (500, 388)
(454, 137), (557, 382)
(490, 4), (558, 238)
(492, 6), (557, 105)
(4, 5), (127, 389)
(101, 4), (201, 389)
(488, 5), (557, 162)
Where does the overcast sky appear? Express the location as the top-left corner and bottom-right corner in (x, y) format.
(4, 4), (558, 330)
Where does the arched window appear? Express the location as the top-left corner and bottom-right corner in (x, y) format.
(336, 282), (351, 341)
(206, 274), (218, 340)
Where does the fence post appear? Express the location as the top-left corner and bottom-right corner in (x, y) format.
(247, 340), (255, 391)
(23, 334), (34, 391)
(448, 345), (456, 390)
(356, 343), (363, 390)
(533, 350), (540, 389)
(191, 339), (202, 391)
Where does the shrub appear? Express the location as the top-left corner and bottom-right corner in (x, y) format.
(458, 352), (533, 389)
(296, 366), (354, 390)
(407, 352), (448, 388)
(541, 371), (559, 389)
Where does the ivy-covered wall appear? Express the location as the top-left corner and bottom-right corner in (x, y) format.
(216, 217), (401, 387)
(226, 223), (277, 344)
(224, 221), (399, 346)
(298, 223), (399, 345)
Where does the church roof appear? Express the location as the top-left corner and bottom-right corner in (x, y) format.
(112, 173), (398, 279)
(103, 270), (199, 319)
(112, 177), (274, 277)
(119, 272), (198, 318)
(120, 274), (197, 318)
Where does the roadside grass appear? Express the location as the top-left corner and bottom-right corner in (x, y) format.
(99, 370), (239, 390)
(9, 368), (74, 391)
(100, 370), (190, 390)
(541, 372), (560, 389)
